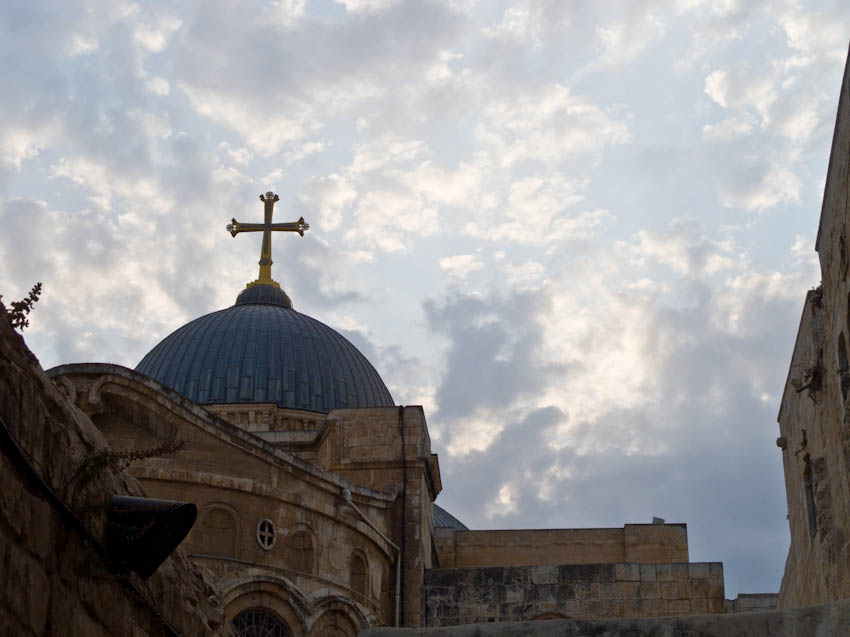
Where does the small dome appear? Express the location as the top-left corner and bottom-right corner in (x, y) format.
(135, 293), (394, 413)
(434, 504), (469, 531)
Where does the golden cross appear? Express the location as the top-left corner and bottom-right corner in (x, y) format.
(227, 191), (309, 289)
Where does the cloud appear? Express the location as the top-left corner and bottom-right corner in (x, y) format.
(480, 84), (630, 167)
(439, 254), (485, 281)
(717, 163), (801, 212)
(430, 220), (816, 596)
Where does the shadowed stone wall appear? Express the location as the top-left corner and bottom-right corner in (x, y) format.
(0, 306), (227, 635)
(362, 598), (850, 637)
(423, 562), (724, 626)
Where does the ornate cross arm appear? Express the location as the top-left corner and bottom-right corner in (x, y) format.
(226, 191), (310, 289)
(227, 218), (309, 237)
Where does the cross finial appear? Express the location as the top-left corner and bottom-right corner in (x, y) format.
(226, 191), (309, 291)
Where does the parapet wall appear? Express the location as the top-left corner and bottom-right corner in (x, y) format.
(423, 561), (723, 626)
(435, 524), (688, 568)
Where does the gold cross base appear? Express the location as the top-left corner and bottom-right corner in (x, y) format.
(246, 277), (281, 289)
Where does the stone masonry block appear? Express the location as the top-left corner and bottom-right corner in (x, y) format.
(639, 564), (656, 582)
(638, 582), (660, 599)
(688, 563), (710, 579)
(531, 565), (558, 585)
(669, 599), (690, 614)
(556, 582), (577, 600)
(655, 564), (675, 581)
(615, 563), (640, 582)
(614, 581), (639, 600)
(598, 583), (618, 600)
(689, 578), (710, 598)
(577, 582), (600, 600)
(661, 581), (680, 599)
(671, 563), (689, 580)
(690, 598), (708, 612)
(708, 597), (725, 613)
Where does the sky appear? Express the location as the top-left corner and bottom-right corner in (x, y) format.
(2, 0), (849, 599)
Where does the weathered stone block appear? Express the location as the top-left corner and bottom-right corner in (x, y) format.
(639, 564), (656, 582)
(689, 578), (710, 598)
(638, 582), (660, 599)
(660, 581), (679, 599)
(614, 563), (640, 582)
(688, 563), (709, 579)
(614, 581), (639, 599)
(531, 565), (558, 585)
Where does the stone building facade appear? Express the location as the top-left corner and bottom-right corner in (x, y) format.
(777, 41), (850, 608)
(35, 186), (733, 634)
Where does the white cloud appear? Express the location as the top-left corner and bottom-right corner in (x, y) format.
(145, 76), (170, 96)
(298, 174), (357, 231)
(702, 116), (753, 141)
(595, 13), (665, 69)
(718, 163), (801, 212)
(481, 84), (630, 166)
(440, 254), (484, 280)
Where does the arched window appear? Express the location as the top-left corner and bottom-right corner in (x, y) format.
(350, 552), (367, 596)
(285, 529), (314, 574)
(197, 504), (238, 558)
(232, 608), (290, 637)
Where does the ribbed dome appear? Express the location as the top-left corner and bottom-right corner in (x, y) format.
(135, 297), (394, 413)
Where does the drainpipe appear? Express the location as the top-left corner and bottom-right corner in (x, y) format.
(342, 487), (402, 627)
(398, 405), (407, 626)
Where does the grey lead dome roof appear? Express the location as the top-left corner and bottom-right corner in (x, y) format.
(135, 291), (394, 413)
(434, 505), (469, 531)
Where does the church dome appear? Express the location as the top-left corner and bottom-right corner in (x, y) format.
(136, 190), (393, 413)
(135, 291), (394, 413)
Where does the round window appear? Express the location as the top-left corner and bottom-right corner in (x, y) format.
(256, 519), (276, 550)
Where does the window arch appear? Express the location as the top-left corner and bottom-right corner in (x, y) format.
(284, 528), (315, 575)
(350, 551), (367, 596)
(232, 608), (290, 637)
(197, 503), (238, 558)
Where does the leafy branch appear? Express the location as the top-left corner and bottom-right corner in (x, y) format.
(0, 282), (43, 330)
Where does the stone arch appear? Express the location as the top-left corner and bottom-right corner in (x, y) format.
(194, 502), (239, 558)
(307, 597), (369, 637)
(232, 607), (291, 636)
(284, 524), (316, 575)
(349, 550), (368, 597)
(222, 575), (309, 637)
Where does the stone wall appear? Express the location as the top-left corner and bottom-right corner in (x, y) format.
(362, 598), (850, 637)
(435, 524), (688, 568)
(777, 42), (850, 608)
(423, 562), (724, 626)
(724, 593), (778, 613)
(0, 307), (227, 635)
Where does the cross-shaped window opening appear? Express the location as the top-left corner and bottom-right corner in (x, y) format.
(256, 519), (276, 550)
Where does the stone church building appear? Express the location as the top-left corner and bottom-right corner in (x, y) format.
(41, 193), (727, 635)
(7, 39), (850, 637)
